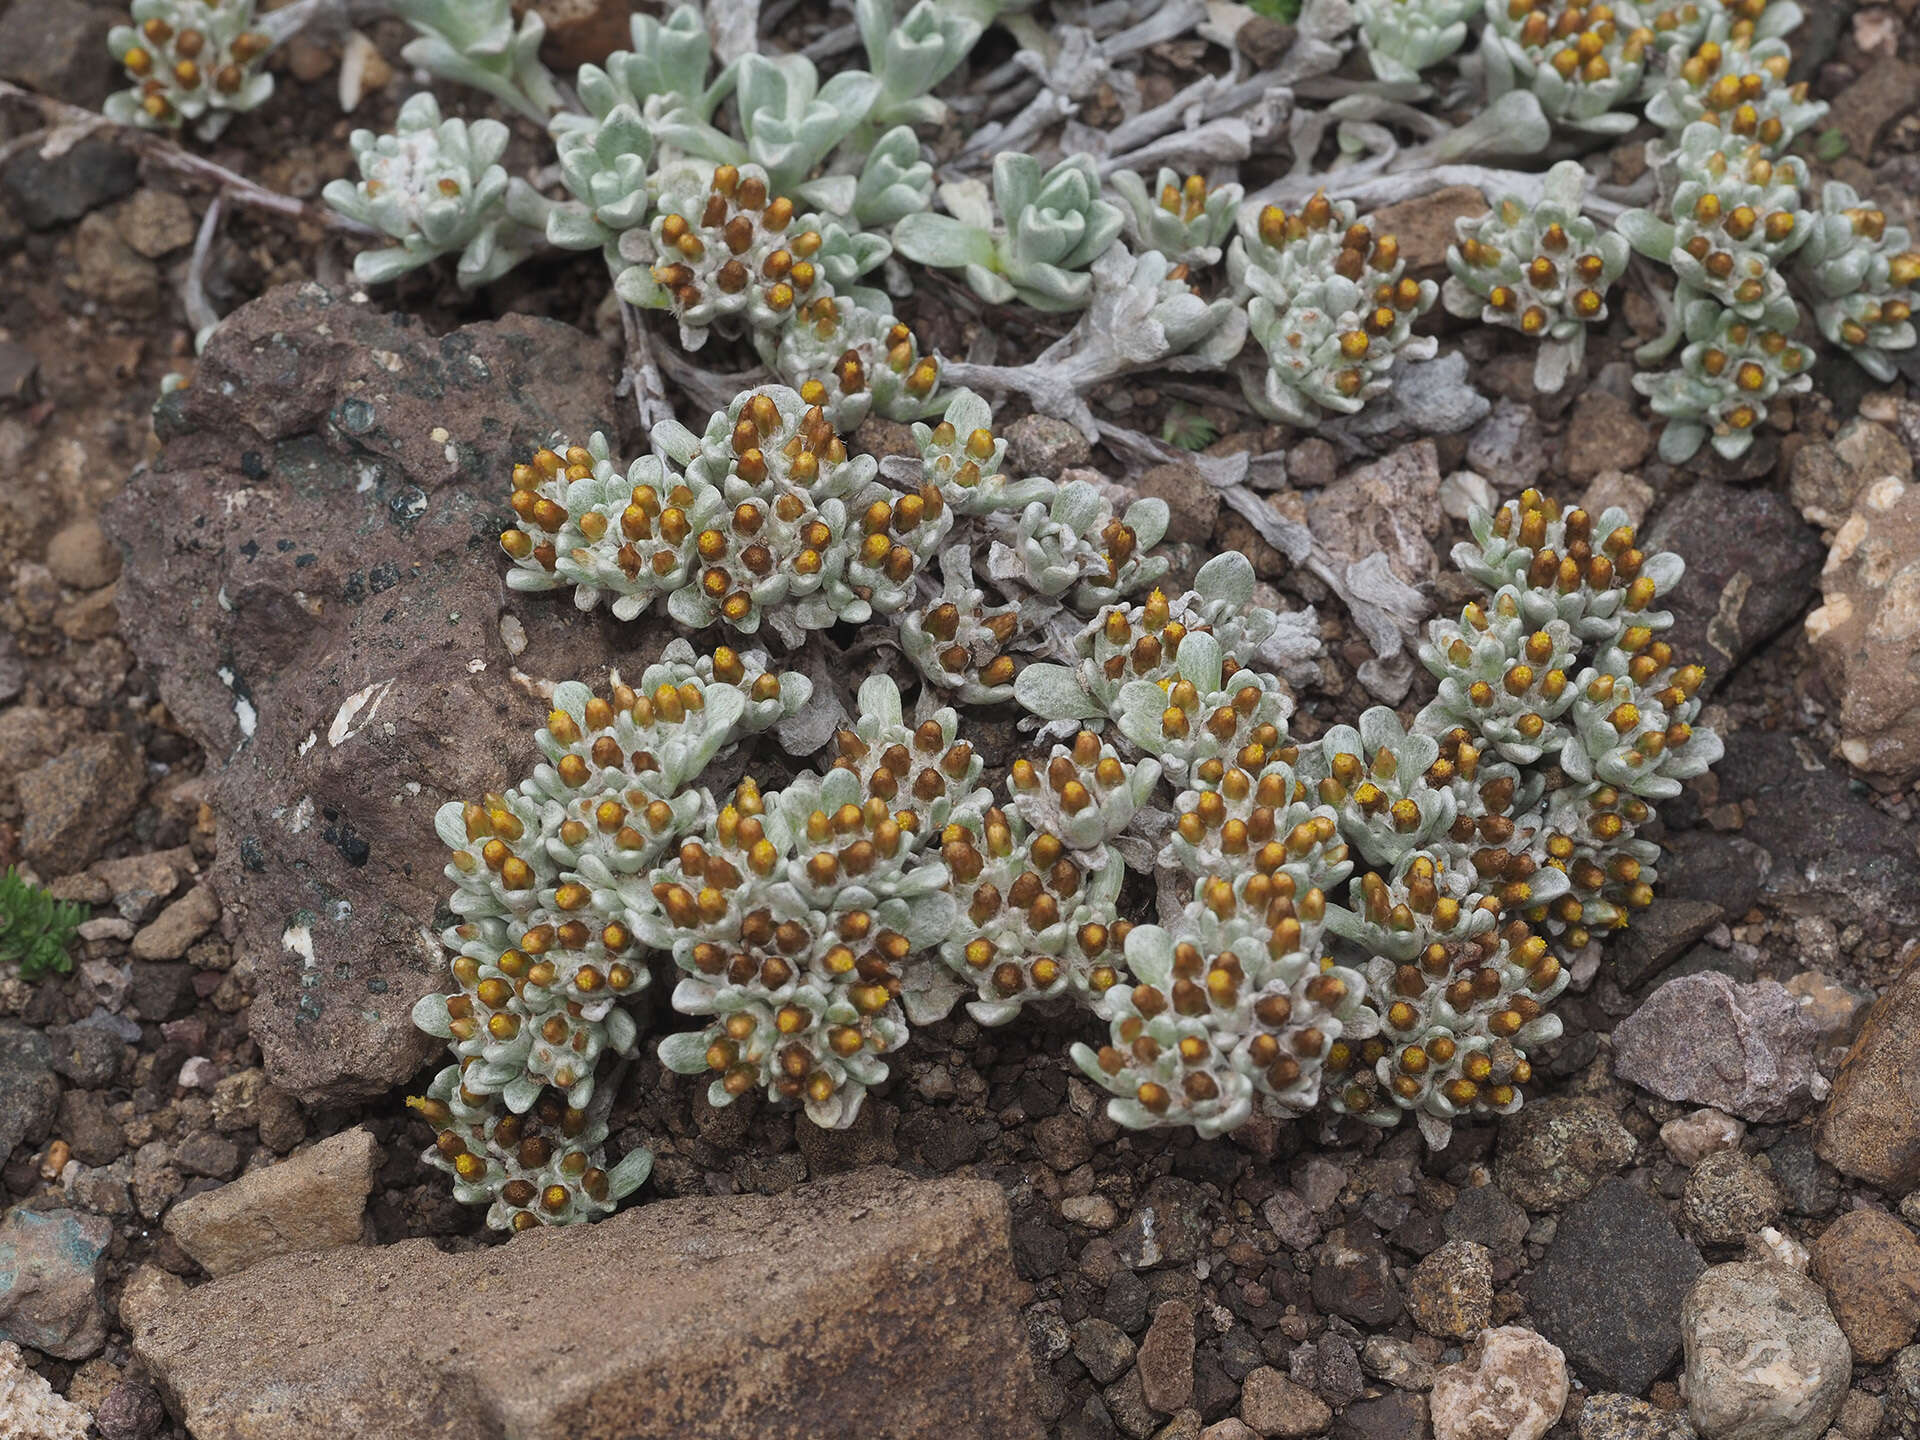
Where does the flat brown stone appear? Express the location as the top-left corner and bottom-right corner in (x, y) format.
(135, 1167), (1040, 1440)
(1817, 947), (1920, 1190)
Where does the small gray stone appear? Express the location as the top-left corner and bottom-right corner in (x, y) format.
(1580, 470), (1654, 527)
(1036, 1113), (1094, 1172)
(1235, 16), (1295, 68)
(16, 733), (146, 876)
(1331, 1390), (1429, 1440)
(1263, 1189), (1319, 1251)
(1644, 483), (1824, 694)
(1565, 390), (1650, 482)
(1444, 1184), (1529, 1253)
(1526, 1176), (1705, 1396)
(1313, 1333), (1364, 1407)
(1107, 1367), (1158, 1439)
(1312, 1224), (1402, 1326)
(1883, 1346), (1920, 1439)
(131, 1141), (184, 1221)
(1660, 1109), (1745, 1167)
(1075, 1318), (1139, 1385)
(1495, 1097), (1636, 1210)
(1406, 1240), (1493, 1340)
(1115, 1177), (1211, 1270)
(1134, 463), (1218, 545)
(1307, 440), (1443, 587)
(1613, 972), (1823, 1123)
(1361, 1336), (1435, 1392)
(1, 139), (137, 230)
(45, 1020), (124, 1087)
(115, 189), (198, 259)
(1611, 899), (1725, 990)
(0, 1021), (59, 1162)
(1680, 1151), (1781, 1246)
(1467, 399), (1546, 489)
(1578, 1394), (1697, 1439)
(1682, 1262), (1848, 1440)
(58, 1087), (124, 1167)
(0, 2), (116, 106)
(1004, 413), (1091, 478)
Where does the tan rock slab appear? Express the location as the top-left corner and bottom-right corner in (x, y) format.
(136, 1167), (1041, 1440)
(164, 1126), (378, 1277)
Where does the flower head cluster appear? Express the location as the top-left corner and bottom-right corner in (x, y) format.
(1482, 0), (1657, 136)
(1015, 552), (1287, 726)
(1615, 3), (1898, 458)
(106, 0), (274, 138)
(1444, 162), (1630, 392)
(420, 385), (1723, 1221)
(1655, 136), (1812, 319)
(1793, 185), (1920, 383)
(1643, 12), (1825, 154)
(1632, 298), (1811, 460)
(1110, 170), (1245, 270)
(1324, 864), (1568, 1143)
(615, 162), (890, 353)
(900, 547), (1022, 703)
(499, 389), (947, 638)
(1231, 193), (1438, 425)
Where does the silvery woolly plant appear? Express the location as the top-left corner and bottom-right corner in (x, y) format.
(893, 152), (1126, 311)
(1109, 170), (1244, 270)
(1631, 296), (1811, 461)
(321, 93), (546, 288)
(1231, 192), (1439, 426)
(91, 0), (1890, 1220)
(101, 0), (1920, 474)
(1356, 0), (1480, 85)
(409, 379), (1725, 1229)
(1480, 0), (1657, 136)
(389, 0), (562, 124)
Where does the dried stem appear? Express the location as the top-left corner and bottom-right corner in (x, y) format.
(618, 302), (678, 448)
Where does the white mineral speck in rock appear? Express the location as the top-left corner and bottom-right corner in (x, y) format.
(329, 678), (394, 747)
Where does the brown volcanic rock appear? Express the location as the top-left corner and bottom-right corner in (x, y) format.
(133, 1167), (1042, 1440)
(105, 283), (626, 1104)
(1817, 948), (1920, 1191)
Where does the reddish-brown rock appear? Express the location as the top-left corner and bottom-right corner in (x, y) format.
(1809, 1207), (1920, 1363)
(1817, 948), (1920, 1190)
(105, 284), (623, 1104)
(133, 1168), (1041, 1440)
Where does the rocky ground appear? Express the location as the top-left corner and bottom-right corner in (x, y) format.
(5, 2), (1920, 1440)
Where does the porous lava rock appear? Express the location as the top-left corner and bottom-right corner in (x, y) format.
(107, 284), (623, 1104)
